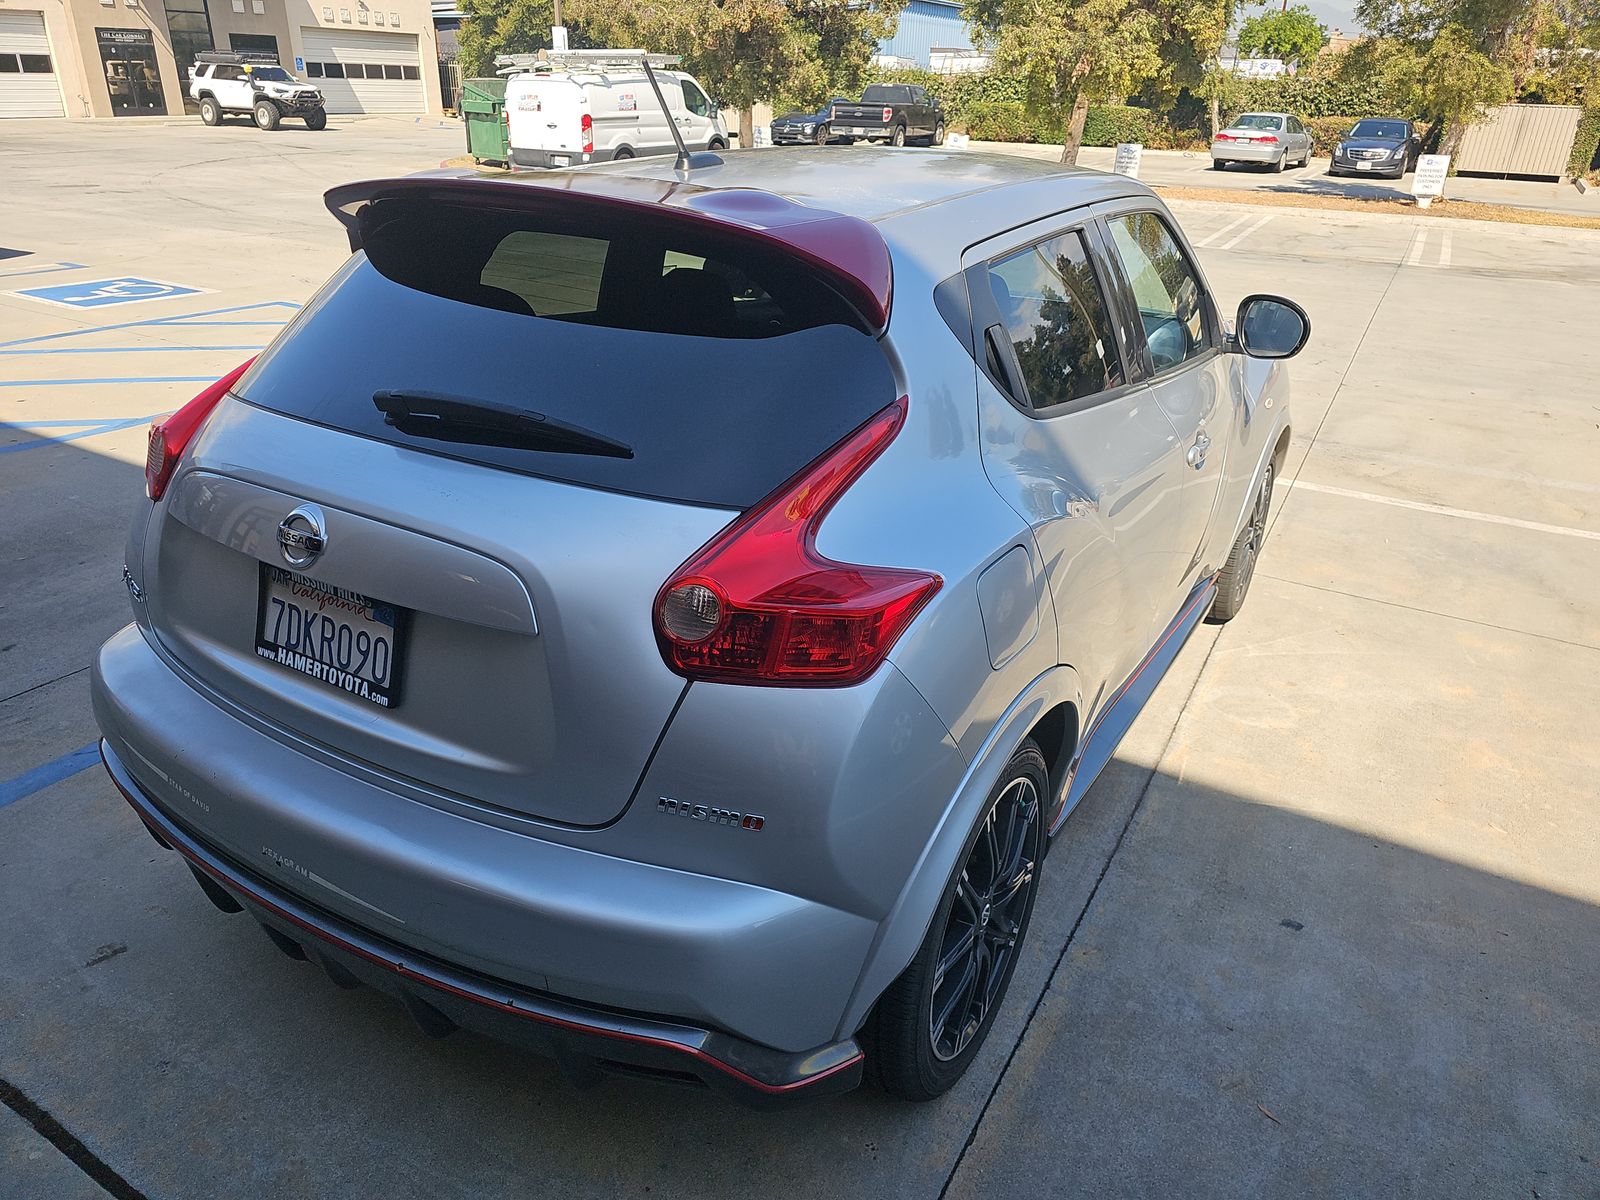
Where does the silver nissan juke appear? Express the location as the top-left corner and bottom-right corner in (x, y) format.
(92, 147), (1308, 1106)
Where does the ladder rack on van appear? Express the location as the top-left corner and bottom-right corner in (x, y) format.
(494, 50), (682, 76)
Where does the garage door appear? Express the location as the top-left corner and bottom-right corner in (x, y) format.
(299, 28), (422, 114)
(0, 11), (64, 118)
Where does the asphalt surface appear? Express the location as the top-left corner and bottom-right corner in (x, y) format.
(2, 117), (1597, 1199)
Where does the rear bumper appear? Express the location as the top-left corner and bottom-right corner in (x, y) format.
(92, 623), (881, 1060)
(99, 735), (864, 1106)
(1211, 143), (1281, 164)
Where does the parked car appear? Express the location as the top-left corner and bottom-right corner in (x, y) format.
(1328, 117), (1420, 178)
(830, 83), (945, 147)
(94, 148), (1306, 1107)
(770, 97), (852, 145)
(504, 51), (727, 169)
(189, 50), (325, 131)
(1211, 111), (1312, 171)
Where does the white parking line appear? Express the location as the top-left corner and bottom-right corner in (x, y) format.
(1287, 479), (1600, 543)
(1193, 213), (1253, 248)
(1218, 214), (1275, 250)
(1438, 230), (1454, 268)
(1405, 227), (1430, 266)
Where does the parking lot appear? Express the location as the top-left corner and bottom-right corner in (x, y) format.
(2, 118), (1597, 1199)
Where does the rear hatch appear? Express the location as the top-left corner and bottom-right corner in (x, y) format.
(506, 76), (585, 155)
(140, 182), (898, 827)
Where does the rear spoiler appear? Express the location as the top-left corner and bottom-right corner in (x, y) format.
(324, 173), (893, 333)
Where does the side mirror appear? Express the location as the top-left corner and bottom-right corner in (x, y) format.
(1232, 294), (1310, 360)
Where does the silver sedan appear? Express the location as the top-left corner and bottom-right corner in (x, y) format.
(1211, 111), (1314, 172)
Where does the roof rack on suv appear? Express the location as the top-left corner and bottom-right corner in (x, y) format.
(493, 49), (680, 75)
(195, 49), (280, 65)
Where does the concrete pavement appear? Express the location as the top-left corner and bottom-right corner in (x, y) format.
(2, 124), (1597, 1198)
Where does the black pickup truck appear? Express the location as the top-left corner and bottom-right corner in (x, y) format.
(829, 84), (946, 147)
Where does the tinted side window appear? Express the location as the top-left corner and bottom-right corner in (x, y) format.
(680, 80), (712, 117)
(1106, 212), (1210, 372)
(986, 230), (1123, 410)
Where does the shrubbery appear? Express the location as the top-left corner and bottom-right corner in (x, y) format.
(1571, 104), (1600, 180)
(817, 66), (1419, 152)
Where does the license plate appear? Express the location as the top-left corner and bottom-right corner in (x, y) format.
(1356, 161), (1372, 171)
(551, 154), (570, 167)
(255, 565), (403, 708)
(840, 127), (866, 135)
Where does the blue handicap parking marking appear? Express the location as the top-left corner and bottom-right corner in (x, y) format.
(13, 277), (206, 309)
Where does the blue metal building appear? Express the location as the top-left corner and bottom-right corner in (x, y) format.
(878, 0), (974, 67)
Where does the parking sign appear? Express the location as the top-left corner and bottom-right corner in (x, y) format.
(11, 277), (206, 309)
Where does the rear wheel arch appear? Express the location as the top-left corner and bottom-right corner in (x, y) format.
(835, 667), (1082, 1040)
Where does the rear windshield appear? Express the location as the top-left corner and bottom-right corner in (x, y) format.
(236, 198), (897, 509)
(861, 86), (907, 103)
(1232, 114), (1283, 130)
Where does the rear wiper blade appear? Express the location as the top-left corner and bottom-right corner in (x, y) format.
(372, 390), (633, 460)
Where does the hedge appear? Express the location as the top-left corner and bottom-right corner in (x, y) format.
(1571, 104), (1600, 179)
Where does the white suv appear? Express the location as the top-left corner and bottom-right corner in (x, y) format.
(189, 52), (326, 131)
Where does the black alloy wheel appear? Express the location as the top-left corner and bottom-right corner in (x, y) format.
(928, 772), (1041, 1061)
(866, 741), (1048, 1100)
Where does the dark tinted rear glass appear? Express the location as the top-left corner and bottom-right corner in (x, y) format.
(236, 198), (897, 509)
(861, 85), (907, 103)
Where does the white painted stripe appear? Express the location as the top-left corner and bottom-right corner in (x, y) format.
(1287, 479), (1600, 543)
(1405, 227), (1429, 266)
(1218, 214), (1274, 250)
(1193, 213), (1252, 248)
(1438, 229), (1453, 268)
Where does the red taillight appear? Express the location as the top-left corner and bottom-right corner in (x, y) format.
(1261, 134), (1279, 143)
(145, 358), (254, 502)
(1214, 133), (1233, 142)
(654, 398), (940, 687)
(881, 107), (893, 122)
(581, 112), (593, 154)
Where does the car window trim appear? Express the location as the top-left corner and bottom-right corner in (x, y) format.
(1090, 202), (1222, 385)
(960, 223), (1148, 420)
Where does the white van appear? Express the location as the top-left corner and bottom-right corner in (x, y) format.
(503, 52), (728, 170)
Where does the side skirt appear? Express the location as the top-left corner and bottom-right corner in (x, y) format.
(1048, 574), (1218, 835)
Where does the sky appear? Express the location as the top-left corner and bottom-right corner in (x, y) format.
(1242, 0), (1367, 37)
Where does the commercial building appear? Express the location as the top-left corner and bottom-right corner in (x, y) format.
(875, 0), (976, 70)
(0, 0), (443, 118)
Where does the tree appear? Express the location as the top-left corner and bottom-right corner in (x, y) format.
(964, 0), (1232, 164)
(566, 0), (903, 147)
(1410, 24), (1514, 152)
(459, 0), (568, 78)
(1235, 4), (1327, 65)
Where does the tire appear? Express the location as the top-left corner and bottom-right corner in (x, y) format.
(891, 124), (906, 148)
(813, 123), (829, 146)
(931, 120), (946, 147)
(1208, 462), (1273, 624)
(613, 145), (634, 160)
(304, 107), (327, 131)
(708, 137), (726, 151)
(253, 99), (280, 131)
(865, 741), (1048, 1102)
(1211, 159), (1226, 170)
(199, 96), (221, 126)
(1271, 152), (1285, 172)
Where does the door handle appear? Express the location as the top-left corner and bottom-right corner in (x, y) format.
(1186, 431), (1211, 470)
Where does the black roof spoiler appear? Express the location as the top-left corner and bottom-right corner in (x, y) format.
(323, 173), (894, 333)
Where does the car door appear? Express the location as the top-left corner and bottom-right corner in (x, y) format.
(908, 86), (930, 135)
(965, 215), (1198, 716)
(1097, 205), (1232, 593)
(678, 77), (717, 148)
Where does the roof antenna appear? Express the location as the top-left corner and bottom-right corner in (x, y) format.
(640, 54), (694, 174)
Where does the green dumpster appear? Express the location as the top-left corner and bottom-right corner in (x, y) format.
(462, 78), (509, 166)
